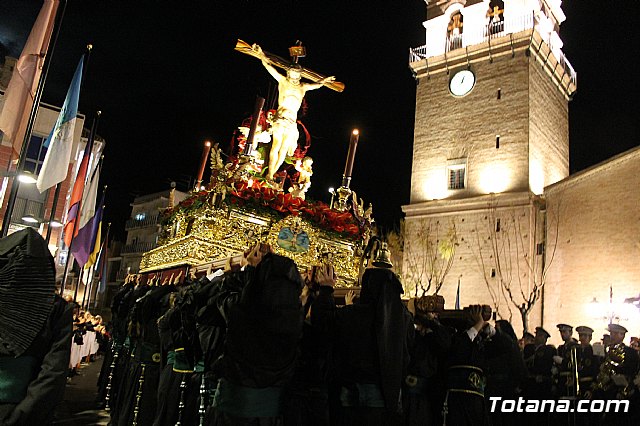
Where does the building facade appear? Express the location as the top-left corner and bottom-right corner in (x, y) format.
(402, 1), (639, 342)
(110, 187), (188, 286)
(1, 57), (105, 285)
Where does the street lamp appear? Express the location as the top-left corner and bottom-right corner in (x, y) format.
(588, 286), (631, 326)
(21, 214), (40, 224)
(1, 170), (38, 184)
(329, 187), (336, 209)
(17, 171), (38, 184)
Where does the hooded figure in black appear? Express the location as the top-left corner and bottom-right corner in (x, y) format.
(211, 247), (303, 425)
(312, 266), (414, 425)
(0, 228), (73, 425)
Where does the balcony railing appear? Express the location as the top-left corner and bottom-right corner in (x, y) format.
(121, 241), (156, 254)
(409, 12), (576, 89)
(125, 214), (160, 230)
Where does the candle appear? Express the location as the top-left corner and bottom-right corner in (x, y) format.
(196, 140), (212, 189)
(343, 129), (360, 178)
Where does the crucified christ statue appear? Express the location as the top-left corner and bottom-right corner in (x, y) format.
(251, 43), (335, 181)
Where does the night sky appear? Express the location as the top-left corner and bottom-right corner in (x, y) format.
(1, 0), (639, 241)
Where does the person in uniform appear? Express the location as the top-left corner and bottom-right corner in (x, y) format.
(523, 327), (556, 399)
(590, 324), (640, 425)
(575, 326), (600, 396)
(554, 323), (579, 398)
(519, 331), (535, 351)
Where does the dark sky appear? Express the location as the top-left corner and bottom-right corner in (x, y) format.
(1, 0), (639, 240)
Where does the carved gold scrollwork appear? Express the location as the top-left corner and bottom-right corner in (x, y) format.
(143, 204), (363, 285)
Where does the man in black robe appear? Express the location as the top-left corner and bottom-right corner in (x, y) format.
(311, 266), (414, 425)
(0, 228), (73, 425)
(443, 305), (493, 426)
(403, 295), (451, 426)
(210, 243), (304, 425)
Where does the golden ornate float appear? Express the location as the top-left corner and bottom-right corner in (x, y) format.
(139, 144), (373, 287)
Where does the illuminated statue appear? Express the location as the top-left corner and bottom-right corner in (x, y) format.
(252, 44), (335, 181)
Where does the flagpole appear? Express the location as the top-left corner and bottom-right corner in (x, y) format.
(94, 222), (111, 310)
(80, 268), (89, 308)
(84, 193), (107, 309)
(84, 263), (95, 309)
(1, 0), (68, 237)
(45, 45), (93, 244)
(61, 111), (100, 298)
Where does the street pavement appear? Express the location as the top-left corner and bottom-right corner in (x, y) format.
(53, 358), (110, 425)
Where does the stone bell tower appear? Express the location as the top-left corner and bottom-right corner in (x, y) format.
(402, 0), (576, 332)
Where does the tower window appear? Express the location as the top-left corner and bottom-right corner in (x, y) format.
(496, 218), (501, 232)
(496, 135), (500, 149)
(497, 88), (501, 99)
(487, 0), (505, 35)
(446, 161), (466, 190)
(447, 11), (464, 51)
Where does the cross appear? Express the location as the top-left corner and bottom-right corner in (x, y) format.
(235, 39), (345, 92)
(487, 5), (504, 19)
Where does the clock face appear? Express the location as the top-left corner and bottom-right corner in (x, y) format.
(449, 69), (476, 97)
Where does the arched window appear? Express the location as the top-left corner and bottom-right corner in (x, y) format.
(487, 0), (505, 35)
(447, 11), (464, 51)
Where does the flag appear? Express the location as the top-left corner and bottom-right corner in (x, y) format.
(63, 138), (93, 247)
(71, 191), (103, 267)
(85, 219), (102, 269)
(455, 276), (461, 310)
(0, 0), (59, 156)
(36, 57), (84, 193)
(79, 154), (101, 229)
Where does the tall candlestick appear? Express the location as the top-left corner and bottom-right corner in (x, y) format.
(343, 129), (360, 178)
(195, 140), (212, 191)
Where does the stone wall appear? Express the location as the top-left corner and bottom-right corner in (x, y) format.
(544, 148), (640, 344)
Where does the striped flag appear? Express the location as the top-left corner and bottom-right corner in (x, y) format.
(78, 155), (101, 229)
(36, 57), (84, 193)
(84, 190), (106, 269)
(71, 191), (103, 268)
(85, 219), (102, 270)
(0, 0), (59, 156)
(63, 138), (93, 247)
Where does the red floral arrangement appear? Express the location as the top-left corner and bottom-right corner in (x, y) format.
(161, 183), (366, 239)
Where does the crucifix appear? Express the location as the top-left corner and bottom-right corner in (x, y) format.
(235, 40), (344, 180)
(487, 5), (504, 21)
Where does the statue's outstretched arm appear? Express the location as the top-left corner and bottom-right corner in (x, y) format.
(252, 43), (283, 82)
(304, 75), (336, 91)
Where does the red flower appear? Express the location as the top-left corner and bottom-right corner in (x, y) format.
(344, 224), (361, 235)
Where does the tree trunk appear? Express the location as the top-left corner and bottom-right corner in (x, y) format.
(520, 308), (529, 333)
